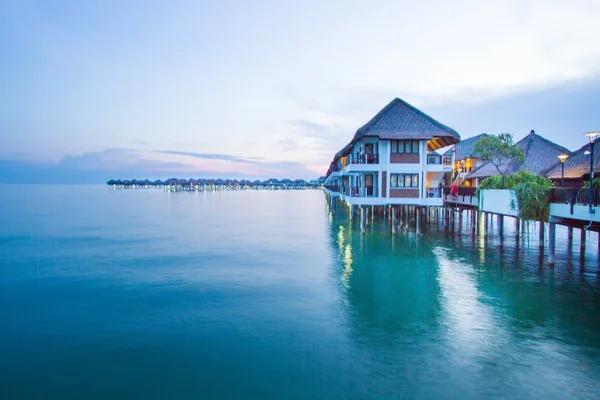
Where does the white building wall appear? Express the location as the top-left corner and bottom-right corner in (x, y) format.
(478, 189), (519, 217)
(331, 137), (452, 207)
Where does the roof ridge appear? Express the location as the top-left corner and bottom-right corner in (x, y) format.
(517, 130), (571, 155)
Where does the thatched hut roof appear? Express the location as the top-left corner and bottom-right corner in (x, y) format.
(544, 141), (599, 180)
(351, 98), (460, 151)
(466, 130), (571, 180)
(443, 133), (488, 160)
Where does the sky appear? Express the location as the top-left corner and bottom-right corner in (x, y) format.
(1, 0), (600, 182)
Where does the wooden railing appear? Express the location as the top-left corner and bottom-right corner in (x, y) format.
(350, 153), (379, 165)
(442, 187), (477, 197)
(551, 188), (600, 206)
(341, 186), (379, 197)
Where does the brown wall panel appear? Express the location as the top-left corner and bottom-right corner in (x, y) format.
(390, 153), (420, 164)
(389, 188), (419, 198)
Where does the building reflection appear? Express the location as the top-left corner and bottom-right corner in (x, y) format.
(327, 212), (443, 346)
(325, 205), (600, 365)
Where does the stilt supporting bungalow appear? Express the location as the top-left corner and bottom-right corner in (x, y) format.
(548, 220), (556, 265)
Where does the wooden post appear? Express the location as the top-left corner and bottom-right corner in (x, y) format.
(416, 207), (421, 235)
(497, 214), (504, 239)
(539, 220), (545, 248)
(483, 212), (488, 238)
(471, 210), (477, 234)
(548, 221), (556, 265)
(392, 206), (397, 234)
(515, 218), (520, 240)
(360, 206), (365, 234)
(443, 207), (448, 229)
(581, 228), (586, 254)
(567, 227), (573, 246)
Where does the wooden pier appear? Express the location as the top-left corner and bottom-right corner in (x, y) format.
(324, 186), (600, 267)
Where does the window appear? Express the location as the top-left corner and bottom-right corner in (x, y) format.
(391, 140), (419, 154)
(390, 173), (419, 188)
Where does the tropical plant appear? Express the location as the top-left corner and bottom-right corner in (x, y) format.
(583, 177), (600, 188)
(476, 171), (553, 221)
(473, 133), (525, 180)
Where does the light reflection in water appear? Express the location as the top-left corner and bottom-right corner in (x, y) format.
(336, 224), (353, 290)
(341, 244), (353, 290)
(434, 247), (505, 364)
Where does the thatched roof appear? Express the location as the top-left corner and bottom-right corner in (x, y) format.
(351, 98), (460, 150)
(544, 141), (599, 179)
(466, 130), (571, 180)
(443, 133), (488, 160)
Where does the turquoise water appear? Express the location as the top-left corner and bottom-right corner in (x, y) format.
(1, 186), (600, 399)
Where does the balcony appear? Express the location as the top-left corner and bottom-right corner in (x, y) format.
(426, 154), (452, 171)
(350, 153), (379, 165)
(341, 185), (379, 198)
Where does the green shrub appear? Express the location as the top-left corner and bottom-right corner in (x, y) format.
(583, 177), (600, 188)
(476, 171), (553, 221)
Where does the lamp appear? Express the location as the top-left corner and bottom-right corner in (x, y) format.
(557, 154), (569, 188)
(584, 132), (600, 214)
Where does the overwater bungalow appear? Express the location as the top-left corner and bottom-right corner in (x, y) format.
(442, 133), (488, 187)
(544, 141), (598, 188)
(323, 97), (460, 207)
(465, 130), (570, 186)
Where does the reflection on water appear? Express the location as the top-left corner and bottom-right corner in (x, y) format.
(2, 187), (600, 399)
(328, 206), (600, 398)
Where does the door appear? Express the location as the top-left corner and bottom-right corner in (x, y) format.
(365, 143), (374, 163)
(365, 174), (373, 196)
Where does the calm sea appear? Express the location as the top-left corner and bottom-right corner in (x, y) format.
(1, 185), (600, 399)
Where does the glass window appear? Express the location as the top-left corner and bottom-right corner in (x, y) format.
(412, 140), (419, 154)
(398, 141), (405, 154)
(390, 173), (419, 188)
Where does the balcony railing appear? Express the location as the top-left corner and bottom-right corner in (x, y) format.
(323, 185), (340, 192)
(551, 188), (600, 206)
(442, 187), (477, 197)
(341, 186), (379, 198)
(350, 153), (379, 165)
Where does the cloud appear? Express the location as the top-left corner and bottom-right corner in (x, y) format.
(0, 146), (323, 183)
(57, 148), (197, 172)
(132, 140), (148, 145)
(277, 118), (350, 159)
(155, 150), (263, 164)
